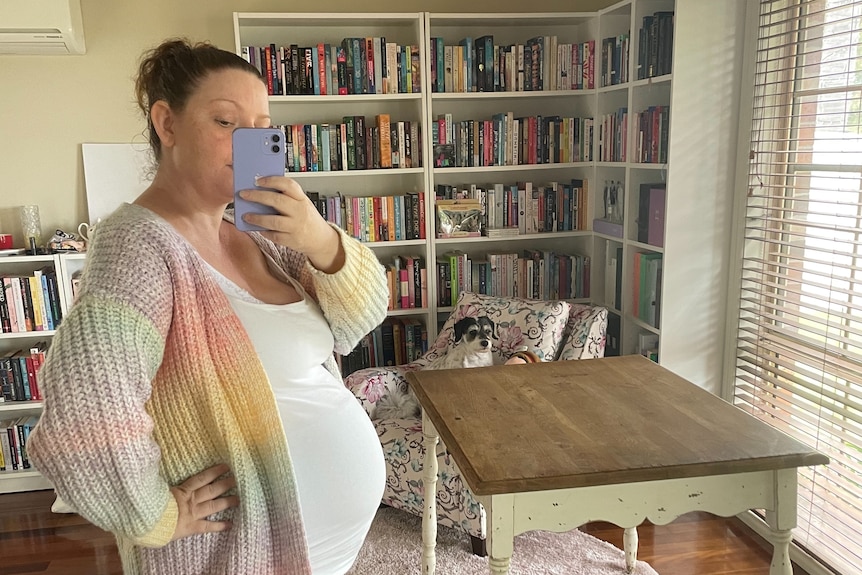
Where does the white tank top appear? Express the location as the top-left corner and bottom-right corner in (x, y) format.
(205, 259), (384, 575)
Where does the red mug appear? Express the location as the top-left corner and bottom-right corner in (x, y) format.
(0, 234), (13, 249)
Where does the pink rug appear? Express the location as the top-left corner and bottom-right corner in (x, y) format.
(348, 506), (660, 575)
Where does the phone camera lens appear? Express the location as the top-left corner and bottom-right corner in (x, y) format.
(272, 134), (280, 143)
(272, 145), (280, 153)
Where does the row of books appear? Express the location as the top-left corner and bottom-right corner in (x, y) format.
(383, 255), (428, 311)
(598, 108), (628, 163)
(1, 270), (63, 334)
(241, 39), (422, 96)
(634, 252), (663, 328)
(435, 179), (590, 237)
(306, 191), (427, 243)
(242, 17), (673, 96)
(432, 113), (594, 168)
(601, 33), (631, 87)
(0, 345), (45, 403)
(437, 250), (591, 306)
(339, 318), (428, 376)
(638, 11), (675, 80)
(0, 416), (37, 472)
(280, 116), (422, 172)
(634, 105), (670, 164)
(429, 36), (596, 93)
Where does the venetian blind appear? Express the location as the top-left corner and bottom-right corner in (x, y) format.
(735, 1), (862, 573)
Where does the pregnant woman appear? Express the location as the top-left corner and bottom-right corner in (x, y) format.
(29, 38), (389, 575)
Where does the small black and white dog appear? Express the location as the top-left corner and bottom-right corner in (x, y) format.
(372, 316), (497, 420)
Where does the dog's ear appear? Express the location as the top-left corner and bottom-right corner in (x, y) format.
(480, 316), (498, 338)
(453, 318), (467, 342)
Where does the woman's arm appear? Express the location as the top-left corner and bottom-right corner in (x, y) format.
(276, 225), (389, 354)
(229, 178), (389, 353)
(28, 211), (178, 547)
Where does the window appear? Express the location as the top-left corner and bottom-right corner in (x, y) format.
(735, 1), (862, 573)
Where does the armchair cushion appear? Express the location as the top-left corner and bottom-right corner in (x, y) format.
(557, 304), (609, 360)
(437, 292), (572, 363)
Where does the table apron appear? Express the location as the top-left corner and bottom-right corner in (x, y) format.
(481, 469), (796, 535)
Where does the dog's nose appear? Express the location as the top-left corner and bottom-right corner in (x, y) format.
(481, 340), (489, 348)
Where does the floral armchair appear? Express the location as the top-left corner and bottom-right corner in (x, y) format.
(343, 292), (608, 554)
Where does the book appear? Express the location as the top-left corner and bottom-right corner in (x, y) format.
(376, 114), (392, 168)
(648, 185), (666, 247)
(638, 183), (666, 246)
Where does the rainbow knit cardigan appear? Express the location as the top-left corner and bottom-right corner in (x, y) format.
(28, 203), (389, 575)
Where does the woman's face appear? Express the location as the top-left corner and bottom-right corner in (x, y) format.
(168, 68), (270, 203)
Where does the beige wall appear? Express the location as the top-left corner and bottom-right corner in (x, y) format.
(0, 0), (614, 242)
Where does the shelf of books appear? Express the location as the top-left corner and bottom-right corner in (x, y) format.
(592, 0), (673, 360)
(233, 2), (677, 371)
(0, 253), (81, 494)
(234, 12), (433, 376)
(425, 12), (598, 331)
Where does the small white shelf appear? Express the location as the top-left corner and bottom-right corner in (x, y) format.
(270, 93), (422, 104)
(0, 401), (43, 412)
(286, 167), (424, 178)
(432, 89), (595, 100)
(0, 469), (53, 494)
(0, 330), (56, 340)
(433, 162), (591, 175)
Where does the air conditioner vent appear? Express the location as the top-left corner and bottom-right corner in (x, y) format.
(0, 0), (85, 55)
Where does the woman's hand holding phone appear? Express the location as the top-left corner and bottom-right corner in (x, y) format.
(231, 127), (343, 272)
(238, 177), (344, 273)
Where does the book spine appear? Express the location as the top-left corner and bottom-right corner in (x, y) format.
(0, 278), (9, 333)
(377, 114), (392, 168)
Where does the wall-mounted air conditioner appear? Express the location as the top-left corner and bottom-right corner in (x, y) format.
(0, 0), (86, 55)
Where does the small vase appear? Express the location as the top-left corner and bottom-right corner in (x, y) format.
(19, 205), (42, 246)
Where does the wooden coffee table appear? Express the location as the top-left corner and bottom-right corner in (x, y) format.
(406, 355), (829, 575)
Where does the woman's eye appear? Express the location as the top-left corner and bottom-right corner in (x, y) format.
(216, 119), (233, 127)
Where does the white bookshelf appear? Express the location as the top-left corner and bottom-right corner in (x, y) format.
(233, 12), (435, 342)
(425, 11), (598, 334)
(233, 5), (684, 357)
(0, 253), (79, 494)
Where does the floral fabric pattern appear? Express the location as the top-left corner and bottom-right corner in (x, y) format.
(437, 292), (573, 362)
(556, 304), (609, 360)
(342, 295), (608, 543)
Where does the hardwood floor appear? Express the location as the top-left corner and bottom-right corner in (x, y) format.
(0, 489), (806, 575)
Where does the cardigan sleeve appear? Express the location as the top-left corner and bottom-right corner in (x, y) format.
(303, 226), (389, 355)
(257, 224), (389, 355)
(27, 213), (178, 548)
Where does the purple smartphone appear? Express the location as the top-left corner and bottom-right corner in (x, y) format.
(232, 127), (286, 232)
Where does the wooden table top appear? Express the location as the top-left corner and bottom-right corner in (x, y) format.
(406, 355), (829, 496)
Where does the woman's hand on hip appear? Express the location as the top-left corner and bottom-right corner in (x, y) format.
(238, 176), (344, 273)
(170, 463), (238, 541)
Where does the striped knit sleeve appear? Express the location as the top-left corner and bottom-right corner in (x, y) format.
(304, 226), (389, 354)
(264, 225), (389, 355)
(27, 212), (178, 547)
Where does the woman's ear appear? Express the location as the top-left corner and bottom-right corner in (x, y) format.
(149, 100), (175, 148)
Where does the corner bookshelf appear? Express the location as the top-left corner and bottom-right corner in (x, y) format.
(233, 12), (434, 368)
(233, 3), (677, 363)
(0, 252), (82, 494)
(592, 0), (674, 360)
